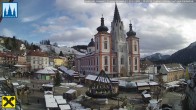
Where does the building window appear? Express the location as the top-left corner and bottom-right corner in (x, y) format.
(104, 56), (108, 65)
(97, 42), (98, 50)
(134, 42), (137, 51)
(121, 56), (124, 65)
(129, 57), (131, 65)
(135, 66), (137, 71)
(104, 41), (107, 49)
(97, 67), (98, 71)
(104, 66), (108, 71)
(113, 67), (116, 72)
(135, 58), (137, 65)
(97, 57), (98, 65)
(113, 58), (116, 65)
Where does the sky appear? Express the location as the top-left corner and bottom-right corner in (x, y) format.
(0, 0), (196, 57)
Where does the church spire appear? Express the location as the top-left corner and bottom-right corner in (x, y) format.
(126, 21), (136, 36)
(113, 3), (121, 22)
(97, 15), (108, 32)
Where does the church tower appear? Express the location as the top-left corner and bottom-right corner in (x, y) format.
(111, 4), (128, 77)
(94, 16), (112, 75)
(126, 22), (140, 75)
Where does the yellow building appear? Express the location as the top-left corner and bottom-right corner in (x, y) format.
(160, 63), (185, 82)
(54, 57), (68, 67)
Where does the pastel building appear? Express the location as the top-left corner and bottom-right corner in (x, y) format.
(26, 50), (49, 71)
(75, 4), (140, 77)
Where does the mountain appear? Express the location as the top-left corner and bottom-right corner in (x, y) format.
(144, 53), (170, 61)
(38, 44), (85, 56)
(72, 45), (87, 53)
(167, 41), (196, 65)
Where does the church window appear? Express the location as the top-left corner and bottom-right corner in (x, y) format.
(135, 65), (137, 71)
(121, 56), (124, 65)
(104, 56), (108, 65)
(134, 42), (137, 51)
(129, 57), (131, 65)
(104, 41), (107, 49)
(113, 58), (116, 65)
(97, 42), (98, 50)
(135, 57), (137, 65)
(104, 66), (108, 71)
(97, 57), (98, 65)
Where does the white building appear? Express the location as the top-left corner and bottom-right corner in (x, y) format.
(75, 4), (140, 77)
(26, 50), (49, 71)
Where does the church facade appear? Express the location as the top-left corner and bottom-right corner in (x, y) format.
(75, 4), (140, 77)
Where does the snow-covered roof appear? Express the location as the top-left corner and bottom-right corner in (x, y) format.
(35, 67), (56, 74)
(66, 89), (76, 94)
(45, 94), (58, 108)
(164, 64), (184, 72)
(149, 99), (158, 104)
(143, 94), (151, 98)
(42, 84), (54, 88)
(59, 66), (78, 77)
(149, 82), (159, 86)
(12, 82), (19, 86)
(59, 104), (71, 110)
(54, 96), (64, 100)
(44, 91), (53, 95)
(165, 81), (180, 87)
(85, 75), (118, 83)
(137, 82), (149, 87)
(56, 99), (67, 105)
(0, 77), (6, 81)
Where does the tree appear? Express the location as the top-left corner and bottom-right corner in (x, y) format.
(53, 42), (58, 47)
(59, 51), (64, 56)
(53, 71), (61, 86)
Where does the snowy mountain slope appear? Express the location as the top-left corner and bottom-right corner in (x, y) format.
(38, 44), (85, 55)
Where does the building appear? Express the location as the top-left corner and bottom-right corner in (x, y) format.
(53, 56), (68, 67)
(26, 50), (49, 71)
(140, 59), (157, 74)
(0, 52), (17, 66)
(75, 4), (140, 77)
(159, 63), (185, 82)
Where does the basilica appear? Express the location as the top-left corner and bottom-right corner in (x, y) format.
(75, 4), (140, 77)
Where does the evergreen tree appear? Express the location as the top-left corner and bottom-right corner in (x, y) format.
(53, 71), (61, 86)
(59, 51), (64, 56)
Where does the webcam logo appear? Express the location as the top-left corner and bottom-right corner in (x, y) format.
(2, 2), (18, 18)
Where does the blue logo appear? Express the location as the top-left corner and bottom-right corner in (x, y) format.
(2, 3), (18, 18)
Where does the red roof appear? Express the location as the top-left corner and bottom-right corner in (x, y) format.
(27, 50), (48, 57)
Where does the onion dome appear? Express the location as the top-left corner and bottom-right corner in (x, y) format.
(87, 38), (95, 47)
(97, 16), (108, 32)
(126, 23), (136, 36)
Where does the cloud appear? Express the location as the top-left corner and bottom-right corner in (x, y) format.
(31, 0), (196, 56)
(1, 28), (15, 37)
(49, 27), (93, 45)
(21, 14), (44, 22)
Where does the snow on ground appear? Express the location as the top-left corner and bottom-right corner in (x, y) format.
(38, 44), (85, 55)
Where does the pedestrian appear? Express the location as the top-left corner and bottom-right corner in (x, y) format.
(37, 99), (39, 104)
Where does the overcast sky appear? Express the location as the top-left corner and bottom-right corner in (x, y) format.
(0, 0), (196, 57)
